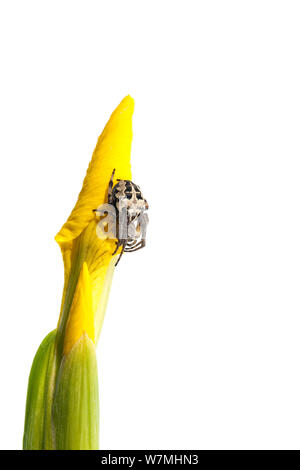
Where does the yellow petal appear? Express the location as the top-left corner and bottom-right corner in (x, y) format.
(55, 96), (134, 358)
(55, 95), (134, 248)
(63, 262), (94, 355)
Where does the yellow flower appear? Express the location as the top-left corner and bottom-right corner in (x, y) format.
(23, 96), (135, 450)
(55, 95), (134, 355)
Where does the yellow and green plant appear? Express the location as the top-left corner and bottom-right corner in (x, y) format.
(23, 96), (135, 450)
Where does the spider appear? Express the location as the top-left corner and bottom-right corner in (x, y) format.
(94, 169), (149, 266)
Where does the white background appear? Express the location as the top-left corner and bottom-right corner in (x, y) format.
(0, 0), (300, 450)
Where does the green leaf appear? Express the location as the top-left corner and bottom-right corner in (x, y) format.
(23, 330), (57, 450)
(52, 333), (99, 450)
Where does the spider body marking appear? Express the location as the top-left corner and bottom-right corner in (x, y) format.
(94, 169), (149, 266)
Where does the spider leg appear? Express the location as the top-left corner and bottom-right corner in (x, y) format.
(124, 240), (145, 252)
(115, 243), (126, 266)
(112, 238), (121, 255)
(125, 244), (144, 253)
(107, 168), (116, 204)
(125, 239), (136, 247)
(124, 245), (139, 253)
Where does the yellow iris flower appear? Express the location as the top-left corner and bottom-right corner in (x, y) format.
(55, 94), (134, 355)
(23, 96), (135, 450)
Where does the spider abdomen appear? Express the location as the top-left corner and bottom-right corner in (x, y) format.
(105, 170), (149, 265)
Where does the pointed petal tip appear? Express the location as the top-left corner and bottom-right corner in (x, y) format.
(55, 96), (134, 249)
(120, 95), (134, 108)
(109, 95), (134, 121)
